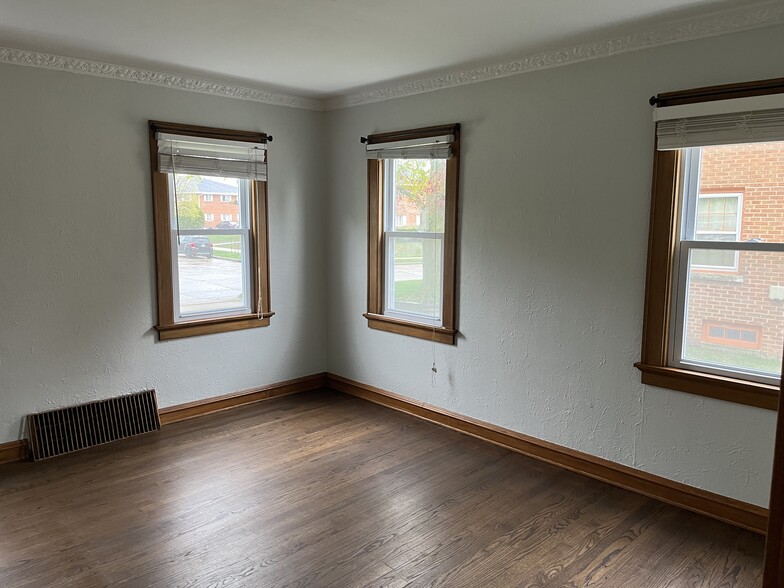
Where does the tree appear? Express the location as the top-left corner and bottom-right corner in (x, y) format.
(175, 196), (204, 229)
(394, 159), (446, 232)
(393, 159), (446, 314)
(174, 175), (204, 229)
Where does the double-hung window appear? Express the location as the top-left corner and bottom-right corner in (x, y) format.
(149, 121), (272, 340)
(364, 124), (460, 344)
(637, 79), (784, 409)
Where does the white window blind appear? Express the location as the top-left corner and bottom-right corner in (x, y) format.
(655, 94), (784, 150)
(157, 132), (267, 180)
(366, 134), (454, 160)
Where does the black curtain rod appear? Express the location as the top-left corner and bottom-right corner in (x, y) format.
(650, 79), (784, 108)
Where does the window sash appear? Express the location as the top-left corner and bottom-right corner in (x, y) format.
(381, 157), (446, 324)
(170, 229), (252, 322)
(669, 240), (784, 384)
(167, 175), (253, 322)
(383, 232), (444, 324)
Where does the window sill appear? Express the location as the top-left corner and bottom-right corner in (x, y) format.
(364, 313), (457, 345)
(156, 312), (274, 341)
(635, 362), (778, 410)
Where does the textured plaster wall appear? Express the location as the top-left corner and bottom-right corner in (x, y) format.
(0, 64), (327, 443)
(324, 25), (784, 507)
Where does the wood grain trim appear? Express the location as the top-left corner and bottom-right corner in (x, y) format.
(639, 147), (680, 367)
(367, 160), (383, 314)
(149, 120), (269, 144)
(364, 313), (457, 345)
(636, 130), (780, 409)
(156, 315), (273, 341)
(654, 77), (784, 108)
(326, 373), (769, 535)
(366, 123), (460, 145)
(636, 363), (778, 410)
(365, 123), (460, 343)
(0, 440), (28, 465)
(149, 120), (273, 341)
(253, 177), (272, 317)
(158, 373), (327, 425)
(442, 128), (460, 334)
(763, 364), (784, 586)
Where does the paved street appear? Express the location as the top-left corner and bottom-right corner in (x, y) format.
(178, 255), (245, 315)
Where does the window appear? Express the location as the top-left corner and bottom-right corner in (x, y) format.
(703, 323), (761, 350)
(692, 191), (742, 270)
(364, 124), (460, 344)
(203, 194), (213, 202)
(637, 78), (784, 409)
(149, 121), (272, 340)
(221, 213), (233, 222)
(221, 195), (232, 202)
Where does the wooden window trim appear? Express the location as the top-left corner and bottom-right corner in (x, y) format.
(637, 78), (783, 410)
(149, 121), (272, 340)
(365, 124), (460, 345)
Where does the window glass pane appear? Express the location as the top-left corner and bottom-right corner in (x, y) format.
(697, 195), (739, 234)
(681, 249), (784, 378)
(691, 249), (737, 269)
(392, 159), (446, 233)
(171, 174), (245, 229)
(386, 236), (442, 320)
(694, 141), (784, 243)
(175, 234), (248, 317)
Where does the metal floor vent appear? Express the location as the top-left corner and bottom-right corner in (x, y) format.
(26, 390), (161, 460)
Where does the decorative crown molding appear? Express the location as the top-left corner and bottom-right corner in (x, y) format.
(1, 1), (782, 112)
(0, 47), (324, 111)
(323, 1), (784, 110)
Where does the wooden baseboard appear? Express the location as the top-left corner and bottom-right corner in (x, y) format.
(159, 372), (327, 425)
(0, 373), (328, 465)
(325, 373), (769, 535)
(0, 440), (28, 465)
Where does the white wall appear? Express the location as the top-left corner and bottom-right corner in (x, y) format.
(324, 25), (784, 507)
(0, 65), (327, 443)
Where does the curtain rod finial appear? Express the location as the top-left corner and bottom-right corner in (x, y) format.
(649, 95), (659, 107)
(360, 136), (368, 144)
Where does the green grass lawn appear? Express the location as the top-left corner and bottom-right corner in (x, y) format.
(683, 343), (781, 375)
(207, 235), (241, 260)
(207, 235), (241, 246)
(213, 251), (241, 261)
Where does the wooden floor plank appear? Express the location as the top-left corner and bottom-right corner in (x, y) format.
(0, 389), (764, 587)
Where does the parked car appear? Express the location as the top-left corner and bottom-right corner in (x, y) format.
(214, 221), (238, 229)
(177, 236), (213, 258)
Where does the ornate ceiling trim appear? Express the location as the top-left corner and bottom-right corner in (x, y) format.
(1, 2), (782, 112)
(0, 47), (323, 111)
(324, 1), (784, 110)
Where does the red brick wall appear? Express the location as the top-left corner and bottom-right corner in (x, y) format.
(684, 142), (784, 359)
(199, 194), (239, 227)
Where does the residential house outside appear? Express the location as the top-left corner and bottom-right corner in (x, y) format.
(684, 141), (784, 372)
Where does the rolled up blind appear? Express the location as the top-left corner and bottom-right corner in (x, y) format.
(366, 134), (453, 159)
(655, 94), (784, 150)
(157, 132), (267, 180)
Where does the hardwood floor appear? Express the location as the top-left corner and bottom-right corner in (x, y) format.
(0, 389), (764, 587)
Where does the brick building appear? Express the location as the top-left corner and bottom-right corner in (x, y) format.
(685, 142), (784, 362)
(182, 177), (240, 228)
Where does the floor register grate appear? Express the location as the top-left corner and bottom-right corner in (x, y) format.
(26, 390), (161, 460)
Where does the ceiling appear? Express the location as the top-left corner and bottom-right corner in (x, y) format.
(0, 0), (775, 99)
